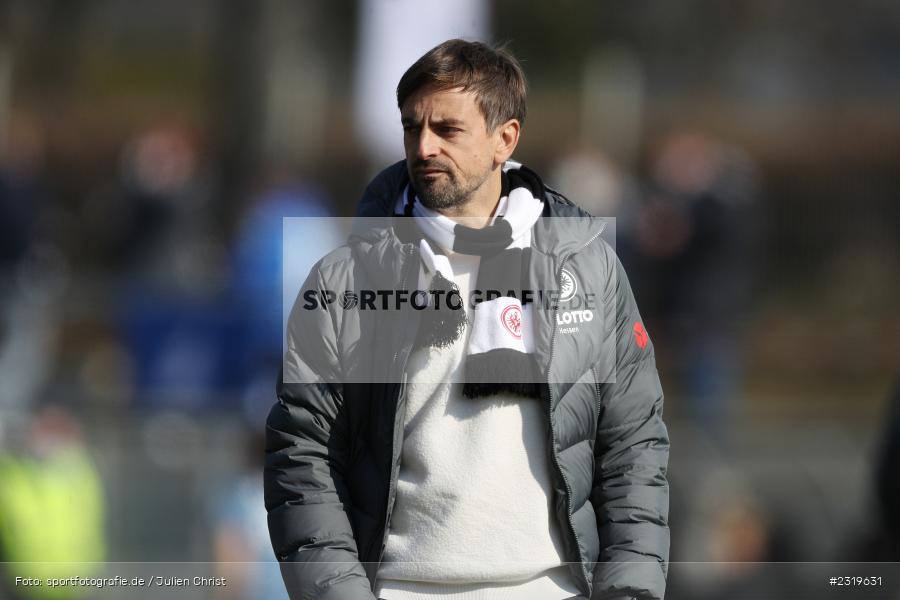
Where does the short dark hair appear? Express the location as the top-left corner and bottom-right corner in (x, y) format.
(396, 39), (527, 132)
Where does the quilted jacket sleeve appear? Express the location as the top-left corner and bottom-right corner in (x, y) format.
(264, 266), (376, 600)
(590, 251), (670, 600)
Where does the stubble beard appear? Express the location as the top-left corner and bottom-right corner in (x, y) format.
(413, 163), (492, 211)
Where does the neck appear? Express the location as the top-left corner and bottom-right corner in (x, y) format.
(437, 167), (502, 229)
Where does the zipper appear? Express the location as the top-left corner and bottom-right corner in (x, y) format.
(373, 242), (417, 576)
(545, 222), (606, 592)
(593, 365), (603, 415)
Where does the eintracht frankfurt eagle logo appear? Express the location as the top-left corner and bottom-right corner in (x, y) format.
(560, 269), (577, 302)
(501, 305), (523, 339)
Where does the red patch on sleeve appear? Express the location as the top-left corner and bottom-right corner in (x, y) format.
(633, 321), (649, 350)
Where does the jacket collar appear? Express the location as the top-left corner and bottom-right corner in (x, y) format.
(354, 160), (607, 260)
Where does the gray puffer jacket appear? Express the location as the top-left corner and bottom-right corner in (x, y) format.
(265, 161), (670, 600)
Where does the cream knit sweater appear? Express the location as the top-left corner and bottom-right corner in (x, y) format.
(374, 251), (580, 600)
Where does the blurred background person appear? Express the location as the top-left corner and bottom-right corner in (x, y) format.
(209, 430), (288, 600)
(636, 132), (764, 446)
(0, 405), (106, 600)
(874, 380), (900, 562)
(230, 175), (342, 424)
(831, 378), (900, 600)
(0, 110), (60, 422)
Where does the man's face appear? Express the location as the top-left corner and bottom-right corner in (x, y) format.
(401, 85), (496, 211)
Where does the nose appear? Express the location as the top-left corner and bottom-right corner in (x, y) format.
(414, 127), (440, 161)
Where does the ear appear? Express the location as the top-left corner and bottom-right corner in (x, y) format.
(492, 119), (520, 166)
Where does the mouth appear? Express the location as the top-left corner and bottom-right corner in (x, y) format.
(415, 164), (448, 175)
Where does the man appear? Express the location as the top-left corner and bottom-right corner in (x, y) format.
(265, 39), (670, 600)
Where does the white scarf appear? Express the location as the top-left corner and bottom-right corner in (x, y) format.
(395, 162), (546, 398)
